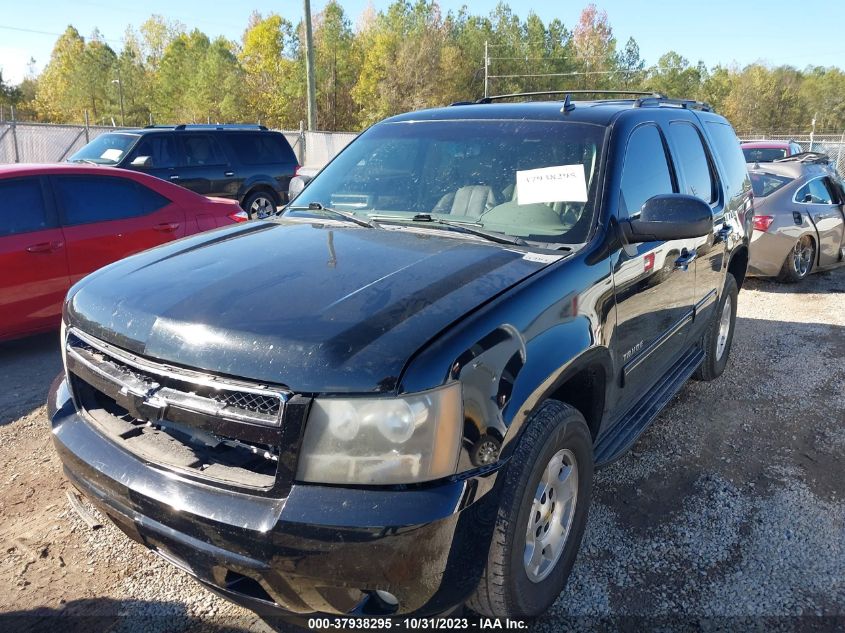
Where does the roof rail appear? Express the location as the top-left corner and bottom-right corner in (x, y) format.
(633, 95), (713, 112)
(473, 90), (661, 104)
(143, 123), (269, 131)
(774, 151), (830, 164)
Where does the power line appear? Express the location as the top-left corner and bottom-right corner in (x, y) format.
(0, 24), (123, 44)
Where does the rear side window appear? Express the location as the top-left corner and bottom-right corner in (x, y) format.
(227, 133), (296, 165)
(54, 176), (171, 225)
(706, 122), (751, 201)
(0, 178), (51, 236)
(749, 172), (793, 197)
(181, 135), (227, 167)
(619, 124), (674, 217)
(668, 122), (716, 204)
(131, 135), (180, 168)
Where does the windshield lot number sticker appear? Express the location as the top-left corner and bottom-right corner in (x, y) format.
(516, 164), (588, 205)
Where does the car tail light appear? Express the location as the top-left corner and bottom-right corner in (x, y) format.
(228, 210), (249, 223)
(752, 215), (774, 232)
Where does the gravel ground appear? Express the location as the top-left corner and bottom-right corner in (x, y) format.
(1, 268), (843, 632)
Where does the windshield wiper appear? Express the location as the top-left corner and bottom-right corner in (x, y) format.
(379, 213), (527, 246)
(285, 203), (380, 229)
(69, 158), (99, 165)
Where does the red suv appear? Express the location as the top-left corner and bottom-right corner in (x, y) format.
(0, 164), (242, 341)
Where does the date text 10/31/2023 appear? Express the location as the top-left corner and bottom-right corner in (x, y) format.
(307, 617), (530, 629)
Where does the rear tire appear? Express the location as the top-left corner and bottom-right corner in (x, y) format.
(777, 234), (815, 283)
(694, 273), (738, 381)
(243, 189), (279, 220)
(467, 400), (593, 618)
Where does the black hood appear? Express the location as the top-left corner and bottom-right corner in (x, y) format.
(67, 220), (549, 393)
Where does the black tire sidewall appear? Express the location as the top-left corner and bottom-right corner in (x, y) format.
(502, 404), (593, 615)
(243, 190), (278, 219)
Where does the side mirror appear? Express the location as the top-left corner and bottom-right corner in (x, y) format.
(130, 155), (153, 168)
(621, 194), (713, 243)
(288, 175), (312, 202)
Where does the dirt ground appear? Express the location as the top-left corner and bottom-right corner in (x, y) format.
(1, 268), (843, 632)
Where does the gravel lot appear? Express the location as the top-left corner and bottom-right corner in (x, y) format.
(1, 269), (843, 632)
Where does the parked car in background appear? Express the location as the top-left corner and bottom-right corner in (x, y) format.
(51, 92), (751, 622)
(0, 164), (242, 341)
(68, 125), (299, 219)
(741, 140), (802, 163)
(748, 153), (845, 282)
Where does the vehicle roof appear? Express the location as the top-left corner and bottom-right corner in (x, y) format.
(383, 99), (728, 127)
(113, 126), (278, 135)
(741, 141), (792, 149)
(0, 163), (208, 200)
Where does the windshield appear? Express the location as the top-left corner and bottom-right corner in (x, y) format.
(68, 133), (139, 165)
(291, 119), (606, 244)
(749, 172), (793, 197)
(743, 147), (788, 163)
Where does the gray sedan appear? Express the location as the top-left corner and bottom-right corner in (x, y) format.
(748, 154), (845, 282)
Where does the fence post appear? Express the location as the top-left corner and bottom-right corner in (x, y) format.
(10, 106), (19, 163)
(838, 130), (845, 175)
(299, 120), (306, 167)
(84, 110), (90, 143)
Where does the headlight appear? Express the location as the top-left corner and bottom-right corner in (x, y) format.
(296, 382), (463, 485)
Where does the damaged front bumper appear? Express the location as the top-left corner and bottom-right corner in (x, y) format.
(48, 376), (501, 620)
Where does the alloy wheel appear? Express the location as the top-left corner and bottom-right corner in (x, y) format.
(523, 448), (579, 583)
(791, 236), (813, 278)
(715, 294), (732, 361)
(250, 196), (276, 219)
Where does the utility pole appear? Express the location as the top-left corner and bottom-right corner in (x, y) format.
(112, 69), (125, 126)
(483, 40), (489, 98)
(303, 0), (317, 131)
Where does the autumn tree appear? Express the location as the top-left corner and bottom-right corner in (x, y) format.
(572, 4), (616, 89)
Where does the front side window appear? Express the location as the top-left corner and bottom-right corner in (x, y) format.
(292, 120), (607, 244)
(0, 178), (51, 236)
(68, 133), (140, 165)
(619, 124), (674, 218)
(130, 135), (180, 169)
(54, 176), (170, 225)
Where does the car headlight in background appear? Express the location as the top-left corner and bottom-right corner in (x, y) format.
(296, 382), (463, 485)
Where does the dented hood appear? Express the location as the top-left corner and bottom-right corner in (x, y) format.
(66, 220), (549, 393)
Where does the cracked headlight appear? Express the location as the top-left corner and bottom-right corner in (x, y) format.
(296, 382), (463, 485)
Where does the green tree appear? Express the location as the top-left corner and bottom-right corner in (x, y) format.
(239, 13), (301, 128)
(314, 1), (360, 130)
(647, 51), (704, 98)
(617, 37), (644, 89)
(34, 26), (85, 122)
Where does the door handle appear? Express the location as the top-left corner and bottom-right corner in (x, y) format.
(169, 174), (180, 181)
(717, 224), (734, 241)
(153, 222), (180, 233)
(26, 240), (63, 253)
(674, 248), (697, 271)
(224, 171), (234, 177)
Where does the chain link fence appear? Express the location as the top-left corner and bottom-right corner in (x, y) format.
(0, 117), (357, 169)
(739, 133), (845, 174)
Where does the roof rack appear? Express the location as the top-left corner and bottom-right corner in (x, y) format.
(143, 123), (269, 131)
(472, 90), (661, 105)
(774, 151), (830, 164)
(633, 95), (712, 112)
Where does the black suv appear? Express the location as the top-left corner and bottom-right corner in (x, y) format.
(50, 92), (751, 622)
(68, 124), (299, 218)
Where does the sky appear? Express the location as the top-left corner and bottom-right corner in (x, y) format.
(1, 0), (844, 85)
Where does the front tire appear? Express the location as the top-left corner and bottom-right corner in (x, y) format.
(778, 234), (815, 283)
(467, 401), (593, 618)
(694, 273), (738, 381)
